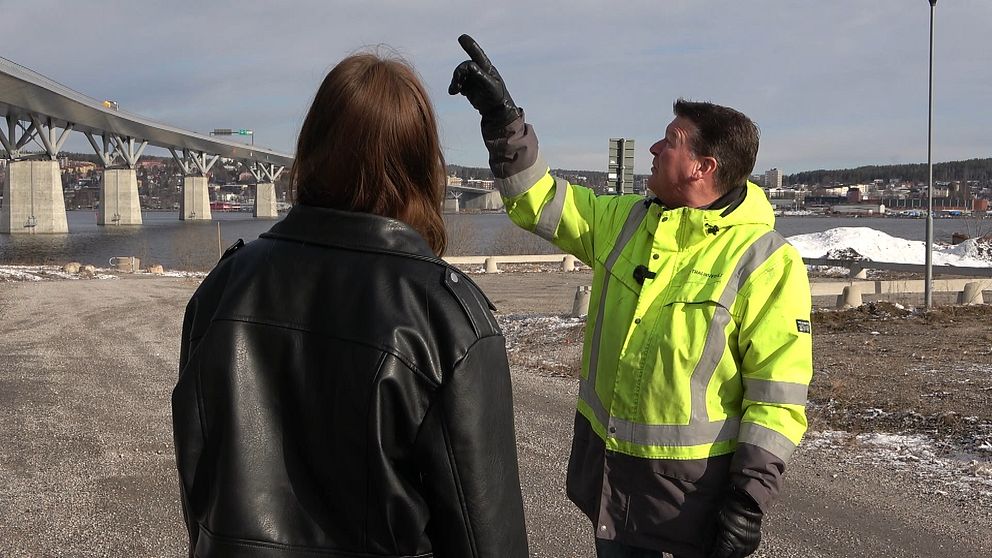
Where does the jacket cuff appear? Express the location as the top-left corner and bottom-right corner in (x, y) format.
(730, 442), (786, 512)
(483, 110), (540, 181)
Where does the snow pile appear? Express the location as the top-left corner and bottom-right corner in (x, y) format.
(803, 430), (992, 505)
(944, 236), (992, 261)
(0, 264), (209, 282)
(787, 227), (992, 267)
(0, 265), (117, 282)
(156, 270), (208, 279)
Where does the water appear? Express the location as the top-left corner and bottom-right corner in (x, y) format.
(0, 210), (986, 271)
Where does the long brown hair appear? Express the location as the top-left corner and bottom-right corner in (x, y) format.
(291, 52), (447, 255)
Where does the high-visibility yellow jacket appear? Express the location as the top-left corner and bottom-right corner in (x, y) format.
(485, 115), (813, 554)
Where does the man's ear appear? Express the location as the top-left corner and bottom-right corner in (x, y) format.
(695, 156), (718, 180)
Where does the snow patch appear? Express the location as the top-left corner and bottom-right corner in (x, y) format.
(787, 227), (992, 267)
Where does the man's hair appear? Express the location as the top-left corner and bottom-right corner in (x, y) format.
(292, 51), (447, 255)
(673, 98), (760, 194)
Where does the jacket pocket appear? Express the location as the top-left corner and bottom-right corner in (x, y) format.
(594, 250), (643, 298)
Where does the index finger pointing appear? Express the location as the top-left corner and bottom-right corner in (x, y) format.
(458, 34), (492, 72)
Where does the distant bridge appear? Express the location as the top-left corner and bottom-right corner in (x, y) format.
(445, 183), (503, 212)
(0, 56), (293, 233)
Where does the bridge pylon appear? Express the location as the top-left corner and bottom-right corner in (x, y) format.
(171, 148), (217, 221)
(0, 114), (70, 233)
(86, 132), (146, 225)
(243, 161), (285, 218)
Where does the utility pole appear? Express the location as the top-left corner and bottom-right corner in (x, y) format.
(924, 0), (937, 309)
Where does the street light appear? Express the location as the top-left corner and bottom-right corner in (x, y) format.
(210, 128), (254, 146)
(924, 0), (937, 309)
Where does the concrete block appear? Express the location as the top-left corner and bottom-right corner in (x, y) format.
(484, 256), (499, 273)
(572, 286), (591, 318)
(180, 176), (211, 221)
(957, 282), (985, 305)
(836, 285), (863, 308)
(110, 256), (140, 273)
(562, 254), (576, 272)
(98, 169), (142, 225)
(254, 183), (278, 219)
(1, 160), (68, 234)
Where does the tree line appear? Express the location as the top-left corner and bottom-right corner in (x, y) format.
(787, 158), (992, 186)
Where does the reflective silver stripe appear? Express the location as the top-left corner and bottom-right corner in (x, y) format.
(533, 177), (568, 241)
(585, 201), (649, 389)
(581, 380), (741, 446)
(723, 231), (788, 307)
(738, 421), (798, 462)
(495, 154), (549, 198)
(688, 305), (733, 422)
(744, 378), (809, 405)
(688, 230), (788, 423)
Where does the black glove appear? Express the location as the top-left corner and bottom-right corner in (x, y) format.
(708, 486), (763, 558)
(448, 34), (520, 127)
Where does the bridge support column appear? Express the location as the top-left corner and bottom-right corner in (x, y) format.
(1, 160), (68, 234)
(254, 183), (278, 219)
(98, 169), (142, 225)
(180, 176), (211, 221)
(461, 190), (504, 211)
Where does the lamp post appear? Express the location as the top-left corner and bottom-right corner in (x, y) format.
(924, 0), (937, 309)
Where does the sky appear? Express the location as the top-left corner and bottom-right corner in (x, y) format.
(1, 0), (990, 176)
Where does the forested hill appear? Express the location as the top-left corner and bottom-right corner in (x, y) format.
(787, 158), (992, 185)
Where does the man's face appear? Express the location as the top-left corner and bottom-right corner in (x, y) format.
(646, 116), (699, 205)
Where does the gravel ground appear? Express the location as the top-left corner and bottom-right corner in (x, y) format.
(1, 267), (990, 557)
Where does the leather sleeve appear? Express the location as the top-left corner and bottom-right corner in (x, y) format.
(174, 295), (202, 557)
(416, 335), (529, 558)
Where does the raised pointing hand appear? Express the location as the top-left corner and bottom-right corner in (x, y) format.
(449, 34), (519, 127)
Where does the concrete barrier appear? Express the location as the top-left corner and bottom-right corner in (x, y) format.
(836, 285), (862, 308)
(109, 256), (140, 273)
(484, 257), (499, 273)
(562, 254), (576, 272)
(957, 282), (985, 305)
(572, 286), (591, 317)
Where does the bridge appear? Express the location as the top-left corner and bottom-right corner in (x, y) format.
(445, 183), (503, 212)
(0, 56), (294, 234)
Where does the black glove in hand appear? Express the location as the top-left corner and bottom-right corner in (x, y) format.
(708, 486), (763, 558)
(449, 34), (520, 127)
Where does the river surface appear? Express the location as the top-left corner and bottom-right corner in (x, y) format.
(0, 210), (987, 271)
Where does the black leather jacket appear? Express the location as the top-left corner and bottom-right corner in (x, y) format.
(172, 204), (528, 558)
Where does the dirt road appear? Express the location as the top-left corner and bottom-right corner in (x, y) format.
(1, 270), (989, 557)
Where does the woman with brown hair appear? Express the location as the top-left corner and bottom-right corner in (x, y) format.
(172, 52), (528, 558)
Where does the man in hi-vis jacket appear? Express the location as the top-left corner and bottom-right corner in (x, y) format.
(450, 35), (813, 558)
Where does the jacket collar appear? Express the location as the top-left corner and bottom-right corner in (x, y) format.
(648, 182), (774, 228)
(261, 204), (438, 258)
